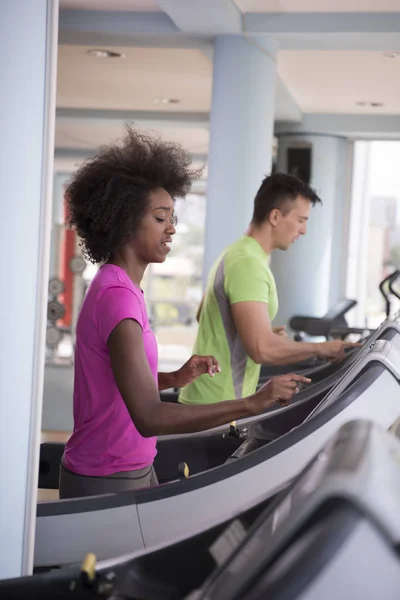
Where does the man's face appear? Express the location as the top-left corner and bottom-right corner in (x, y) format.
(271, 195), (312, 251)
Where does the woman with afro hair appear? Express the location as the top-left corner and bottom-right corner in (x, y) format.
(59, 126), (307, 498)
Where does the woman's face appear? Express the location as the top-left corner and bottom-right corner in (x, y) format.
(131, 187), (177, 263)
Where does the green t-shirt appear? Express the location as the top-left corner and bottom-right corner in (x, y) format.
(179, 236), (278, 405)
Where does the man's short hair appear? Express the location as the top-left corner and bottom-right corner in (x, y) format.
(252, 172), (322, 225)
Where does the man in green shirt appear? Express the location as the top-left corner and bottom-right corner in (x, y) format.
(179, 173), (359, 405)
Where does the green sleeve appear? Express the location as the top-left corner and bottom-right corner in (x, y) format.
(224, 256), (270, 305)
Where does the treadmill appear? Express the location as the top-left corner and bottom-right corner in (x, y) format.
(259, 276), (400, 382)
(4, 419), (400, 599)
(159, 315), (400, 441)
(39, 317), (400, 490)
(259, 310), (400, 385)
(39, 314), (400, 486)
(259, 297), (359, 380)
(34, 336), (400, 570)
(187, 419), (400, 600)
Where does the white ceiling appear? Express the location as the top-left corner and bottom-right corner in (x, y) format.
(57, 46), (212, 112)
(57, 45), (400, 117)
(60, 0), (400, 13)
(60, 0), (161, 11)
(55, 43), (302, 152)
(278, 51), (400, 114)
(234, 0), (400, 12)
(56, 0), (400, 157)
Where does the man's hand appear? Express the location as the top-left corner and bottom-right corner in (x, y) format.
(316, 340), (363, 363)
(174, 354), (221, 387)
(246, 373), (312, 416)
(273, 325), (288, 338)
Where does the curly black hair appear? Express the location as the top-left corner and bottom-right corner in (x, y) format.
(65, 125), (203, 264)
(252, 172), (322, 225)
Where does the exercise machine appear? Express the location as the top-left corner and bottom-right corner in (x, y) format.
(34, 336), (400, 570)
(4, 420), (400, 599)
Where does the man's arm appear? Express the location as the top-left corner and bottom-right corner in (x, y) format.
(231, 301), (359, 365)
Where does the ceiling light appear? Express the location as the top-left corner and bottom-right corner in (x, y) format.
(86, 49), (124, 58)
(356, 101), (384, 108)
(383, 52), (400, 60)
(153, 97), (180, 105)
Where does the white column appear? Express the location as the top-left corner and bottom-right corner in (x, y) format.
(345, 142), (372, 326)
(203, 35), (278, 284)
(0, 0), (58, 578)
(271, 134), (352, 326)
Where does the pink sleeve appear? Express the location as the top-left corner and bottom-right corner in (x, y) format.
(95, 285), (144, 345)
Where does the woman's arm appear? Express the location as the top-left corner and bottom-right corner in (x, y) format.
(158, 372), (179, 391)
(107, 318), (309, 437)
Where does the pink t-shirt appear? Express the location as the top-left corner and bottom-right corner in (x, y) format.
(63, 264), (158, 476)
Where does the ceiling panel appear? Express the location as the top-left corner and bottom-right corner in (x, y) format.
(234, 0), (400, 12)
(277, 50), (400, 113)
(57, 45), (212, 112)
(59, 0), (161, 11)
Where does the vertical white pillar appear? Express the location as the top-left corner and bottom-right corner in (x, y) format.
(203, 35), (278, 284)
(271, 134), (352, 326)
(346, 142), (372, 326)
(0, 0), (59, 578)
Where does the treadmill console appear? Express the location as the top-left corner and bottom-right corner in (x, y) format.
(192, 421), (400, 600)
(304, 338), (400, 422)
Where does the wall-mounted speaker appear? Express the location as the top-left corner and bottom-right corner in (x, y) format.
(287, 146), (312, 184)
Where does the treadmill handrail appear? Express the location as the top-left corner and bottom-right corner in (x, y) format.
(379, 270), (399, 317)
(289, 299), (357, 336)
(388, 269), (400, 303)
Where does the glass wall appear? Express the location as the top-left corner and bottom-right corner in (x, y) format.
(346, 141), (400, 327)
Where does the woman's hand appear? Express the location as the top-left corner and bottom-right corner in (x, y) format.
(174, 354), (221, 387)
(246, 373), (312, 416)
